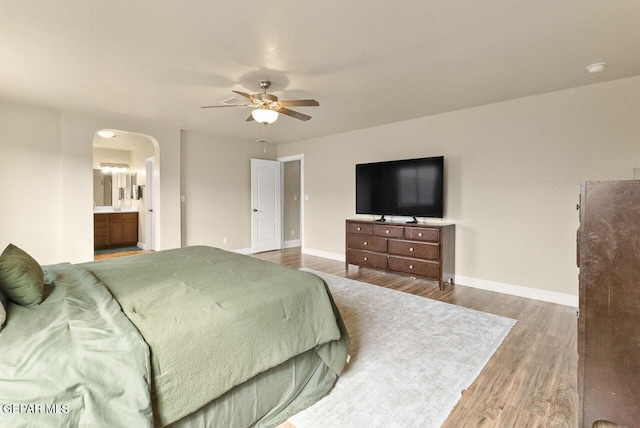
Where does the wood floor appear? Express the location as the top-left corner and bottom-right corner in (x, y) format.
(93, 248), (151, 260)
(252, 247), (578, 428)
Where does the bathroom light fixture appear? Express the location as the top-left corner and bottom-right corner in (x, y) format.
(97, 130), (116, 138)
(251, 107), (278, 124)
(586, 62), (607, 73)
(100, 162), (129, 173)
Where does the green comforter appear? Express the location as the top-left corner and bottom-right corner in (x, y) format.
(0, 246), (348, 427)
(82, 246), (348, 426)
(0, 263), (153, 427)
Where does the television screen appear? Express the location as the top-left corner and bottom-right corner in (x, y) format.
(356, 156), (444, 218)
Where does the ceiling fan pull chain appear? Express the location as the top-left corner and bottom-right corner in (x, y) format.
(263, 124), (266, 153)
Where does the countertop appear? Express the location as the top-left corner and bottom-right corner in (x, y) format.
(94, 206), (139, 214)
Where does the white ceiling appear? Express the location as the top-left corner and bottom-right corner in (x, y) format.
(1, 1), (639, 145)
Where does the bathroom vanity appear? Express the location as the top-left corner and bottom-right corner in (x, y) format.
(94, 208), (138, 250)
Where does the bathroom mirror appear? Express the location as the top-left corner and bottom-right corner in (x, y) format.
(93, 169), (113, 206)
(126, 172), (138, 200)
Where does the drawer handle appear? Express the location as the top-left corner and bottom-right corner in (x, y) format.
(418, 232), (423, 237)
(386, 230), (390, 234)
(357, 227), (361, 231)
(409, 265), (414, 269)
(364, 257), (368, 261)
(363, 241), (368, 246)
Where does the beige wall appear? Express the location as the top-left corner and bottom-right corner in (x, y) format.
(0, 101), (62, 264)
(180, 131), (276, 251)
(284, 160), (301, 243)
(0, 99), (182, 264)
(277, 76), (640, 298)
(3, 77), (639, 297)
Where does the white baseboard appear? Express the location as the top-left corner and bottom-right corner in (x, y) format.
(232, 247), (253, 255)
(238, 243), (300, 254)
(454, 275), (577, 307)
(302, 247), (345, 262)
(284, 239), (302, 249)
(301, 247), (577, 307)
(137, 242), (147, 250)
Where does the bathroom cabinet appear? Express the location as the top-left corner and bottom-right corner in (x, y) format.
(94, 212), (138, 249)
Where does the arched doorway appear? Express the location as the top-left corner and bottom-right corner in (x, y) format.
(92, 129), (159, 255)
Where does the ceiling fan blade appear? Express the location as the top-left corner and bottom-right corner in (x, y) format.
(232, 90), (253, 100)
(277, 107), (312, 121)
(201, 105), (243, 109)
(246, 114), (255, 122)
(233, 91), (262, 105)
(277, 99), (319, 107)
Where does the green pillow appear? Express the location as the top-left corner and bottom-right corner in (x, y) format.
(0, 291), (6, 329)
(0, 244), (44, 306)
(0, 301), (6, 330)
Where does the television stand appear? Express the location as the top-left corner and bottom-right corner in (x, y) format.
(346, 219), (455, 290)
(375, 215), (386, 222)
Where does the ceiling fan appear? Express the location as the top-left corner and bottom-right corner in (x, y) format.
(201, 80), (319, 123)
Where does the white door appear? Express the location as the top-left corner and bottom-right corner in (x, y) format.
(251, 158), (282, 253)
(145, 157), (156, 251)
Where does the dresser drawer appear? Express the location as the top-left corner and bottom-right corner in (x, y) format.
(347, 235), (387, 252)
(93, 214), (109, 244)
(388, 256), (440, 279)
(94, 214), (108, 228)
(373, 224), (404, 238)
(388, 240), (439, 261)
(405, 227), (439, 242)
(348, 249), (388, 269)
(346, 220), (454, 290)
(115, 212), (139, 221)
(347, 222), (373, 235)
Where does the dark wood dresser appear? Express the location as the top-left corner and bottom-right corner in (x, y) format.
(345, 219), (454, 289)
(577, 180), (640, 427)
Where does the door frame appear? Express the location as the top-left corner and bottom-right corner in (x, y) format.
(277, 154), (305, 251)
(145, 156), (156, 251)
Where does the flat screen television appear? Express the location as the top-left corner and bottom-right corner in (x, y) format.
(356, 156), (444, 222)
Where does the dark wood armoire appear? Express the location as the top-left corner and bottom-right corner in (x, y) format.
(577, 180), (640, 427)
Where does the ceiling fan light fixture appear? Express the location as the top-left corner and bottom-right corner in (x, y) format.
(586, 62), (607, 73)
(251, 108), (278, 124)
(97, 129), (116, 138)
(205, 80), (318, 122)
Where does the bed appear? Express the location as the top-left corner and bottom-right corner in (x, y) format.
(0, 245), (349, 427)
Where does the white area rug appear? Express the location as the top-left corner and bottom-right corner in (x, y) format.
(291, 269), (516, 428)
